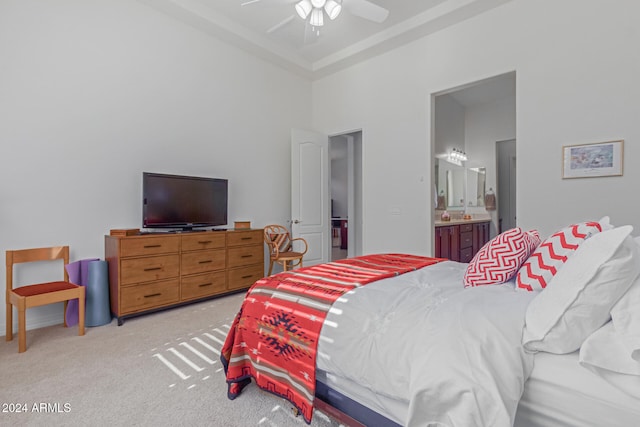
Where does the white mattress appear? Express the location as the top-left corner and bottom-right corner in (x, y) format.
(514, 351), (640, 427)
(318, 351), (640, 426)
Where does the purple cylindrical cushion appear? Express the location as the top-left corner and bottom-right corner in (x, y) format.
(64, 258), (99, 326)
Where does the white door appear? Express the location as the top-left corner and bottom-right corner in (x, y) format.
(291, 128), (330, 266)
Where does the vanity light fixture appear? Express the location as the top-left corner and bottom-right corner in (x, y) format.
(447, 148), (468, 166)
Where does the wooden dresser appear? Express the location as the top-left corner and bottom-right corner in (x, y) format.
(435, 220), (490, 263)
(105, 229), (264, 325)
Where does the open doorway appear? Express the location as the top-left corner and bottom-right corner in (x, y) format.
(432, 72), (516, 241)
(329, 131), (362, 261)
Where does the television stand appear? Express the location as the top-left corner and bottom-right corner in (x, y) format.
(105, 229), (264, 325)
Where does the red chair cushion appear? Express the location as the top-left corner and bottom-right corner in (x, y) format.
(12, 281), (80, 297)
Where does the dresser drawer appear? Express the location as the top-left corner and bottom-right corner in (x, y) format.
(227, 230), (262, 247)
(120, 236), (179, 258)
(181, 233), (226, 252)
(460, 231), (473, 249)
(120, 279), (179, 313)
(228, 264), (264, 290)
(181, 271), (227, 300)
(121, 254), (179, 285)
(181, 249), (225, 275)
(227, 245), (263, 268)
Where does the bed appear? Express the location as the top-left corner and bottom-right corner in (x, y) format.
(221, 221), (640, 426)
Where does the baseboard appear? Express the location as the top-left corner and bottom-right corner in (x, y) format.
(1, 306), (66, 338)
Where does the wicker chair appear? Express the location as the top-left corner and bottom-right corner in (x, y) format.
(263, 224), (308, 275)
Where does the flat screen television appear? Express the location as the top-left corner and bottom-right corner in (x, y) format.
(142, 172), (228, 231)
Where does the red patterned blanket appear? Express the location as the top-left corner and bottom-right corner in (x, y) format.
(220, 253), (444, 423)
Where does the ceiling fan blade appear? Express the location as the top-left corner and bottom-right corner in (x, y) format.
(344, 0), (389, 23)
(241, 0), (293, 6)
(266, 14), (295, 34)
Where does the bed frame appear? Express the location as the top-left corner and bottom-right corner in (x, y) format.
(314, 381), (399, 427)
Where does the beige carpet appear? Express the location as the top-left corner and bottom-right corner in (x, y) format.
(0, 293), (343, 427)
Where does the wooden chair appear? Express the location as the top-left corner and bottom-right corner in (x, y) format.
(264, 225), (308, 275)
(6, 246), (85, 353)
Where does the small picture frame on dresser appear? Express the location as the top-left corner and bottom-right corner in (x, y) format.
(109, 228), (140, 236)
(234, 221), (251, 229)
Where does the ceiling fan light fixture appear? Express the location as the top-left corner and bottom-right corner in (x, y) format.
(310, 7), (324, 27)
(295, 0), (313, 19)
(310, 0), (326, 8)
(324, 0), (342, 20)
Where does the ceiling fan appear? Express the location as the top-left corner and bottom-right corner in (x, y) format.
(241, 0), (389, 36)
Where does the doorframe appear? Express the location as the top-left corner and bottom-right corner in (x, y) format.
(329, 130), (362, 259)
(496, 138), (516, 233)
(346, 136), (355, 258)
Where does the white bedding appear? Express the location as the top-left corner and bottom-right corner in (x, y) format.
(318, 349), (640, 427)
(317, 261), (536, 426)
(515, 351), (640, 426)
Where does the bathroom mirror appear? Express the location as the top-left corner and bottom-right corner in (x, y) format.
(435, 159), (465, 210)
(466, 167), (486, 207)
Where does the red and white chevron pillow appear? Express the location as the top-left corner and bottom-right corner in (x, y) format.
(516, 221), (604, 292)
(464, 228), (541, 288)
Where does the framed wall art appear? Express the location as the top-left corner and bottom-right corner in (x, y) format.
(562, 140), (624, 179)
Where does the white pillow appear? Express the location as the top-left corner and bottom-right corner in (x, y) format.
(577, 236), (640, 398)
(522, 225), (640, 354)
(601, 215), (614, 230)
(610, 243), (640, 362)
(579, 322), (640, 400)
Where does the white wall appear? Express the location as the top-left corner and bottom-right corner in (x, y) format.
(0, 0), (311, 334)
(434, 95), (465, 156)
(312, 0), (640, 256)
(312, 46), (433, 255)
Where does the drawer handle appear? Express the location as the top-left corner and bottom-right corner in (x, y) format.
(198, 260), (213, 264)
(241, 254), (253, 258)
(198, 240), (212, 244)
(144, 244), (162, 249)
(144, 267), (162, 272)
(144, 293), (161, 298)
(198, 282), (213, 288)
(241, 237), (252, 240)
(241, 275), (253, 279)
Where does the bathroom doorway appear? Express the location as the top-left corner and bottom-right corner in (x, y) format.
(329, 131), (362, 260)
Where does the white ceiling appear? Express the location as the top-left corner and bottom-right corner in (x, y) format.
(139, 0), (513, 79)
